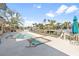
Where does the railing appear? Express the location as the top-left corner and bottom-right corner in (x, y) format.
(60, 32), (79, 45)
(60, 32), (79, 41)
(29, 28), (79, 45)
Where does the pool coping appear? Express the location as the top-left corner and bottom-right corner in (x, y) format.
(26, 30), (79, 56)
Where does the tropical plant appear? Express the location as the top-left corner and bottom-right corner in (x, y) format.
(0, 3), (8, 33)
(0, 3), (7, 10)
(61, 21), (71, 29)
(38, 23), (44, 29)
(0, 3), (23, 32)
(48, 20), (56, 30)
(43, 19), (46, 24)
(10, 12), (23, 30)
(56, 23), (61, 29)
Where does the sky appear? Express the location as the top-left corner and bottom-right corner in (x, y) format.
(6, 3), (79, 27)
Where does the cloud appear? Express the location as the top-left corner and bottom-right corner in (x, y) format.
(23, 20), (35, 27)
(22, 17), (33, 27)
(33, 4), (41, 9)
(46, 11), (55, 17)
(23, 17), (39, 27)
(37, 5), (41, 8)
(56, 5), (68, 14)
(45, 5), (79, 18)
(45, 5), (68, 17)
(23, 17), (27, 20)
(65, 5), (78, 14)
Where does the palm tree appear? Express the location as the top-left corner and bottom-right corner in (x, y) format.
(33, 23), (38, 27)
(43, 19), (46, 24)
(48, 20), (56, 30)
(56, 23), (61, 29)
(10, 12), (23, 31)
(0, 3), (7, 10)
(0, 4), (10, 22)
(62, 21), (71, 30)
(0, 8), (16, 32)
(0, 3), (8, 33)
(48, 19), (50, 22)
(0, 4), (23, 32)
(0, 16), (6, 33)
(38, 23), (44, 29)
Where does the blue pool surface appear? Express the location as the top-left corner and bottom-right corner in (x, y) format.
(16, 34), (33, 39)
(15, 33), (50, 46)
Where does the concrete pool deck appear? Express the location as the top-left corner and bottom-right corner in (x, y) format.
(25, 30), (79, 56)
(0, 32), (68, 56)
(0, 31), (79, 56)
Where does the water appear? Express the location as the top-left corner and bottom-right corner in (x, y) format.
(16, 34), (33, 39)
(15, 34), (50, 46)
